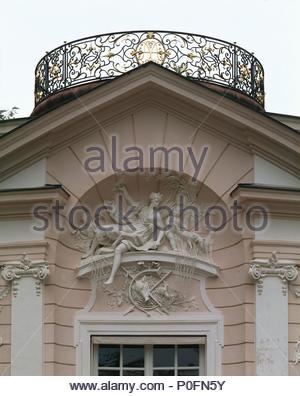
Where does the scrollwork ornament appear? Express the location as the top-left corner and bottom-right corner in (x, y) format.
(0, 255), (49, 297)
(1, 266), (20, 282)
(34, 265), (50, 281)
(35, 31), (264, 107)
(249, 251), (298, 296)
(249, 263), (262, 281)
(284, 265), (298, 282)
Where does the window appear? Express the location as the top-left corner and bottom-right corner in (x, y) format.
(92, 336), (206, 376)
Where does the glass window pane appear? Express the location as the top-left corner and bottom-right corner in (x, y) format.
(98, 369), (120, 376)
(178, 369), (199, 376)
(178, 345), (199, 367)
(153, 369), (175, 376)
(98, 345), (120, 367)
(123, 346), (144, 368)
(153, 345), (175, 367)
(123, 370), (144, 376)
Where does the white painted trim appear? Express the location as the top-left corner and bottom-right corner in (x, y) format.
(75, 313), (222, 376)
(92, 335), (206, 344)
(10, 277), (44, 375)
(75, 274), (223, 376)
(0, 257), (49, 375)
(254, 277), (289, 375)
(250, 252), (298, 375)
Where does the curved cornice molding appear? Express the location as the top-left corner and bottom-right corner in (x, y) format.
(78, 250), (219, 280)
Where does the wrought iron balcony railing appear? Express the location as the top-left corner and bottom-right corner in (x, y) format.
(34, 30), (265, 108)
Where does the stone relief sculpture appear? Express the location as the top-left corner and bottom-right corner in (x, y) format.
(100, 261), (198, 316)
(163, 175), (213, 257)
(75, 174), (213, 285)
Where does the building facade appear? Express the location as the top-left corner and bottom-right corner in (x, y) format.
(0, 31), (300, 376)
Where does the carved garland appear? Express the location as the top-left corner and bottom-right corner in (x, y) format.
(249, 251), (298, 296)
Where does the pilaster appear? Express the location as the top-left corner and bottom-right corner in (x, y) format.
(0, 255), (49, 375)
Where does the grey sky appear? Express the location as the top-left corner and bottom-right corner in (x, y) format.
(0, 0), (299, 117)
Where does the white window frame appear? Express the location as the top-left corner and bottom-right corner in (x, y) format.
(92, 336), (206, 376)
(75, 270), (223, 376)
(75, 312), (223, 375)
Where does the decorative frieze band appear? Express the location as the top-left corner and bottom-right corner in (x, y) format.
(0, 254), (49, 297)
(249, 251), (298, 295)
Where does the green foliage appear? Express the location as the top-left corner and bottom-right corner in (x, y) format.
(0, 107), (19, 120)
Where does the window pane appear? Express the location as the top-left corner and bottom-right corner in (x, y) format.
(153, 345), (175, 367)
(178, 369), (199, 376)
(123, 370), (144, 376)
(123, 346), (144, 368)
(98, 369), (120, 376)
(153, 369), (175, 376)
(98, 345), (120, 367)
(178, 345), (199, 367)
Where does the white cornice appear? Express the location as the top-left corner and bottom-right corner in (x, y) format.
(231, 184), (300, 217)
(0, 186), (69, 218)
